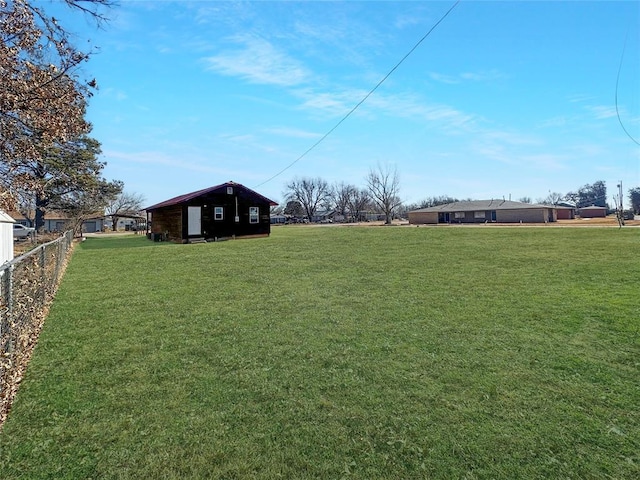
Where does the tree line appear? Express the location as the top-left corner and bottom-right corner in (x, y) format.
(535, 180), (639, 215)
(279, 174), (640, 225)
(278, 164), (402, 225)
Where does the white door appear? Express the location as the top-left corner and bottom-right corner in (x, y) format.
(188, 206), (202, 235)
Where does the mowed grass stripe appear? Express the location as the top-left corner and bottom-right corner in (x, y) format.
(0, 227), (638, 479)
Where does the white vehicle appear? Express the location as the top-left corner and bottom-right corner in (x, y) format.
(13, 224), (35, 238)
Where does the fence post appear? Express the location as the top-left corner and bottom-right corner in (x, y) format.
(39, 245), (47, 304)
(0, 264), (14, 387)
(1, 264), (14, 344)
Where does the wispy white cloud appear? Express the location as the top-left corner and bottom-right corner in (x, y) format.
(295, 89), (356, 117)
(585, 105), (618, 119)
(219, 134), (256, 144)
(295, 87), (479, 133)
(473, 142), (569, 171)
(429, 69), (506, 84)
(263, 127), (321, 139)
(104, 149), (233, 176)
(203, 35), (309, 86)
(101, 87), (128, 102)
(537, 116), (568, 129)
(460, 70), (506, 82)
(428, 72), (460, 84)
(567, 94), (596, 103)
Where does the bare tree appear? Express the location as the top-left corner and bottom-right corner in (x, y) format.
(347, 188), (370, 222)
(332, 182), (356, 221)
(419, 195), (458, 208)
(366, 164), (402, 224)
(284, 177), (331, 222)
(106, 191), (145, 231)
(518, 196), (532, 204)
(536, 191), (564, 205)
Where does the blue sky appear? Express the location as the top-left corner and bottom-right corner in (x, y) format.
(55, 0), (639, 207)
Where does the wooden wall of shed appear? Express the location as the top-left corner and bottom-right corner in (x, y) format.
(150, 206), (183, 241)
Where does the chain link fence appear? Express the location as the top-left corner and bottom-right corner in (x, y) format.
(0, 230), (74, 424)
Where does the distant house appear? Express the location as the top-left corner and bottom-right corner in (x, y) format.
(145, 181), (277, 243)
(578, 206), (608, 218)
(270, 214), (287, 225)
(8, 210), (104, 233)
(408, 200), (557, 224)
(1, 210), (15, 264)
(311, 210), (335, 223)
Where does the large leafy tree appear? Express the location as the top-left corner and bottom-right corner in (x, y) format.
(0, 0), (112, 211)
(15, 134), (121, 230)
(283, 200), (304, 217)
(572, 180), (607, 208)
(629, 187), (640, 214)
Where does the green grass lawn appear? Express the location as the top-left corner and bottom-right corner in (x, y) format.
(1, 226), (638, 479)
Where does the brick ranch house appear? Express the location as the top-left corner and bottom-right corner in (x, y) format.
(145, 182), (277, 243)
(408, 200), (558, 224)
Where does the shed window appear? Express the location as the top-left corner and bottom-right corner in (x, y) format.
(249, 207), (259, 224)
(214, 207), (223, 220)
(474, 211), (486, 219)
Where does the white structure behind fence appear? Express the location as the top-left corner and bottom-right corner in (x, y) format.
(0, 210), (14, 265)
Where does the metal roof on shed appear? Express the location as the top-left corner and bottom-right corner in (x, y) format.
(0, 210), (15, 223)
(409, 200), (553, 213)
(145, 181), (278, 211)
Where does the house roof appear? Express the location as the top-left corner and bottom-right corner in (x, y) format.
(145, 181), (278, 211)
(0, 210), (15, 224)
(410, 200), (553, 214)
(577, 205), (608, 210)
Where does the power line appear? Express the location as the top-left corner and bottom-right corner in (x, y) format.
(615, 30), (640, 146)
(254, 0), (461, 188)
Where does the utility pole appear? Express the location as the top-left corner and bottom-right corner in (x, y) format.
(616, 181), (624, 227)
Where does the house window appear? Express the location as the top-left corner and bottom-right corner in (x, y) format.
(249, 207), (259, 224)
(214, 207), (223, 220)
(454, 212), (465, 219)
(227, 187), (233, 195)
(474, 211), (486, 219)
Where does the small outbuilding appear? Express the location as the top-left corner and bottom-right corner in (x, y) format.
(145, 181), (277, 243)
(1, 209), (15, 264)
(577, 205), (608, 218)
(408, 200), (557, 225)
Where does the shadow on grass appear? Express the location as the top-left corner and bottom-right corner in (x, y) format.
(79, 235), (172, 250)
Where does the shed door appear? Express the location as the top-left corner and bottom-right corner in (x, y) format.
(188, 206), (202, 235)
